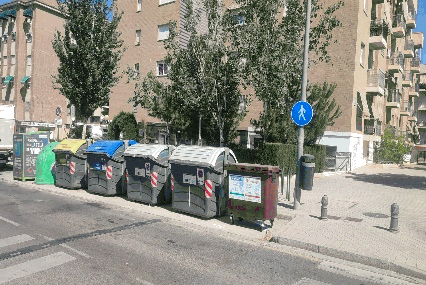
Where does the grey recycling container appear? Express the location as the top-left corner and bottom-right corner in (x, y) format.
(169, 145), (238, 218)
(124, 144), (175, 205)
(85, 140), (126, 196)
(53, 139), (89, 189)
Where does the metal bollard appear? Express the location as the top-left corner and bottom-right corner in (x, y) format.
(321, 195), (328, 220)
(389, 203), (399, 232)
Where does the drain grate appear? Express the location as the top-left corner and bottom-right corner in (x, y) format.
(363, 212), (389, 219)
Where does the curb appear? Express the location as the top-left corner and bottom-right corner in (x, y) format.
(270, 236), (426, 281)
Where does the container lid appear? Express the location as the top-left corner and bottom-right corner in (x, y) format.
(85, 140), (124, 157)
(53, 139), (86, 154)
(169, 145), (237, 168)
(124, 144), (173, 160)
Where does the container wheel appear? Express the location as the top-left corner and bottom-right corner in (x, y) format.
(230, 214), (234, 225)
(238, 217), (243, 221)
(270, 219), (274, 227)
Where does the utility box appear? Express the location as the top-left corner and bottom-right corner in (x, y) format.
(225, 163), (280, 226)
(53, 139), (89, 189)
(124, 144), (175, 205)
(35, 141), (60, 185)
(169, 145), (237, 218)
(13, 132), (49, 181)
(300, 154), (315, 190)
(85, 140), (126, 196)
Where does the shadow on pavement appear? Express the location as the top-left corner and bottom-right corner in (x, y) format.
(347, 173), (426, 190)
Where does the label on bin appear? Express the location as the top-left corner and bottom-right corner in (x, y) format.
(145, 163), (151, 177)
(93, 162), (102, 171)
(229, 174), (262, 203)
(197, 168), (204, 186)
(135, 167), (145, 177)
(183, 173), (196, 185)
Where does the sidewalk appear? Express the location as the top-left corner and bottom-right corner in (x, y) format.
(272, 163), (426, 280)
(1, 162), (426, 281)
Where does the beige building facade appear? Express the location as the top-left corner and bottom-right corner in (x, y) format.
(111, 0), (424, 168)
(0, 0), (70, 140)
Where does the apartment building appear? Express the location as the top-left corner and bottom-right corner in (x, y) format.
(0, 0), (71, 140)
(111, 0), (424, 168)
(415, 64), (426, 144)
(309, 0), (424, 169)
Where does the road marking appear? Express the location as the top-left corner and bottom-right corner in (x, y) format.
(41, 235), (91, 259)
(318, 260), (421, 285)
(0, 216), (20, 226)
(0, 235), (34, 249)
(0, 252), (76, 284)
(291, 278), (330, 285)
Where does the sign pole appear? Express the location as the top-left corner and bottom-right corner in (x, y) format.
(294, 0), (312, 210)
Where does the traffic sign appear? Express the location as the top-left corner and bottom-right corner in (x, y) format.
(291, 101), (313, 127)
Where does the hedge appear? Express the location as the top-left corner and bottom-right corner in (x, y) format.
(231, 143), (326, 174)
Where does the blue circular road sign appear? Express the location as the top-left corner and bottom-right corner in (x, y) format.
(291, 101), (313, 127)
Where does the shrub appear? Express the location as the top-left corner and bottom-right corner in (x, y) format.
(374, 127), (412, 164)
(107, 112), (139, 141)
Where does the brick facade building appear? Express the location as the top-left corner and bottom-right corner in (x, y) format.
(0, 0), (70, 140)
(111, 0), (424, 169)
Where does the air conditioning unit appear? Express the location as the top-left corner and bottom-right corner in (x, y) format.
(11, 32), (16, 41)
(26, 33), (32, 42)
(2, 34), (7, 42)
(8, 17), (15, 24)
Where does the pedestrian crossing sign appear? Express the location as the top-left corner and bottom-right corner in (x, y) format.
(291, 101), (313, 127)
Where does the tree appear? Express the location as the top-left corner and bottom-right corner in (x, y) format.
(374, 127), (412, 165)
(127, 0), (249, 146)
(107, 112), (139, 141)
(52, 0), (124, 122)
(223, 0), (344, 144)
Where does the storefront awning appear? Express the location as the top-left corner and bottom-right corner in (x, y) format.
(21, 76), (30, 84)
(3, 76), (13, 85)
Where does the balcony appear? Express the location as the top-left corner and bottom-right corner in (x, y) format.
(386, 89), (401, 108)
(387, 52), (404, 74)
(409, 83), (419, 98)
(413, 32), (424, 49)
(402, 71), (413, 87)
(406, 8), (416, 29)
(417, 104), (426, 112)
(364, 119), (381, 135)
(369, 19), (388, 50)
(411, 57), (420, 73)
(408, 109), (417, 122)
(419, 82), (426, 94)
(400, 100), (410, 116)
(366, 69), (385, 95)
(403, 40), (415, 58)
(417, 121), (426, 130)
(392, 14), (406, 38)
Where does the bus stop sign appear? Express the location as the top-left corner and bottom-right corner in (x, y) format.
(291, 101), (313, 127)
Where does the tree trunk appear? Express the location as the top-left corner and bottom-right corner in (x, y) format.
(82, 124), (87, 139)
(198, 115), (202, 146)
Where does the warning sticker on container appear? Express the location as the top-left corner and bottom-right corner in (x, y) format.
(229, 174), (261, 203)
(135, 167), (145, 177)
(197, 168), (204, 186)
(183, 173), (196, 185)
(145, 163), (151, 177)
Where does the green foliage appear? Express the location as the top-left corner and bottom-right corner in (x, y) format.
(67, 124), (91, 139)
(127, 0), (250, 146)
(224, 0), (344, 144)
(374, 127), (412, 164)
(107, 112), (139, 141)
(230, 143), (326, 173)
(52, 0), (124, 121)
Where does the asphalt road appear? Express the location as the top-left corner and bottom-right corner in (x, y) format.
(0, 181), (399, 285)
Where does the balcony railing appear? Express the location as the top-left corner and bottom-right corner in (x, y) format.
(404, 40), (414, 53)
(419, 82), (426, 90)
(388, 52), (404, 70)
(402, 100), (411, 112)
(402, 71), (413, 82)
(407, 8), (416, 21)
(412, 57), (420, 67)
(370, 19), (389, 37)
(392, 14), (406, 30)
(367, 69), (386, 89)
(387, 89), (401, 103)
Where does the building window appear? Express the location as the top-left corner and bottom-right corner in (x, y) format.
(27, 55), (32, 66)
(137, 0), (142, 11)
(135, 63), (139, 72)
(159, 0), (174, 5)
(135, 30), (141, 45)
(11, 55), (15, 65)
(157, 61), (168, 76)
(363, 0), (367, 13)
(158, 24), (169, 41)
(360, 43), (365, 67)
(3, 56), (7, 66)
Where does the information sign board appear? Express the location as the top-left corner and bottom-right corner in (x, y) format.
(229, 174), (262, 203)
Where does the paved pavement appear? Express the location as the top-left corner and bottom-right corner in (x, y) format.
(273, 163), (426, 280)
(1, 162), (426, 282)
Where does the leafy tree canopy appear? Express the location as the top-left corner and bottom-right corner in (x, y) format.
(52, 0), (124, 121)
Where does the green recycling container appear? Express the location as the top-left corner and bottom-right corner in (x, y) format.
(35, 141), (60, 185)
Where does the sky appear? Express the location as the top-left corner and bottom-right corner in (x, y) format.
(0, 0), (424, 62)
